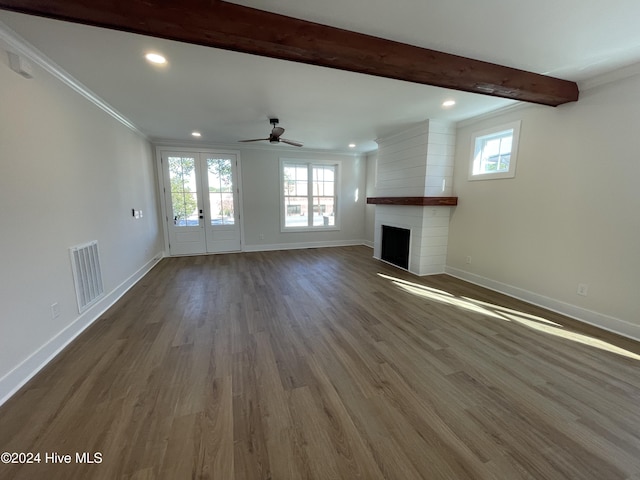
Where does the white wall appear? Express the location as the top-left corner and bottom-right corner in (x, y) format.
(0, 47), (163, 402)
(447, 73), (640, 339)
(239, 147), (367, 250)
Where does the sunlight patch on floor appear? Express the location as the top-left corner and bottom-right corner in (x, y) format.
(378, 272), (640, 362)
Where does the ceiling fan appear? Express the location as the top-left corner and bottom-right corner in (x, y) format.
(239, 118), (303, 147)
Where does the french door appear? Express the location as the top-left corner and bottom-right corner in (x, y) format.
(161, 150), (241, 255)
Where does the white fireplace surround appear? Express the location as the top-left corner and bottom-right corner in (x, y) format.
(374, 206), (451, 275)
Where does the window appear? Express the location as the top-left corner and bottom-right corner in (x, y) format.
(469, 120), (521, 180)
(281, 159), (339, 231)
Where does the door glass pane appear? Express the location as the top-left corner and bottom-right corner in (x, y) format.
(168, 156), (199, 226)
(207, 158), (235, 225)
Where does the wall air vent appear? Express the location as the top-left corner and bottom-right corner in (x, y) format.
(69, 240), (105, 313)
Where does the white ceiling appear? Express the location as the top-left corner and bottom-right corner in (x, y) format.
(2, 1), (640, 153)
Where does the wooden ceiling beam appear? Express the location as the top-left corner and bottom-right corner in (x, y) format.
(0, 0), (579, 106)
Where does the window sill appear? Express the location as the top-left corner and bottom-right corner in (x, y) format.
(281, 226), (341, 233)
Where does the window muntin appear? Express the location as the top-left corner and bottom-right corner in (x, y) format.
(282, 160), (339, 230)
(469, 120), (521, 180)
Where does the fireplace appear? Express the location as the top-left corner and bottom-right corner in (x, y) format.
(370, 120), (456, 276)
(381, 225), (410, 269)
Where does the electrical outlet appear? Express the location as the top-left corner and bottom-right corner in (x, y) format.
(51, 302), (60, 319)
(577, 283), (589, 296)
(258, 233), (265, 240)
(466, 256), (472, 264)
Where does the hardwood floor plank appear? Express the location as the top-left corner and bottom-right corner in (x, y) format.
(158, 412), (198, 479)
(232, 348), (272, 480)
(194, 375), (235, 479)
(288, 386), (343, 479)
(303, 353), (386, 479)
(252, 331), (304, 479)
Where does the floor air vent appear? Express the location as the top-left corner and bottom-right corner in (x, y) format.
(70, 240), (105, 313)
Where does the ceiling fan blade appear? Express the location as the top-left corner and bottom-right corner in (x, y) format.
(280, 138), (303, 147)
(238, 138), (269, 142)
(271, 126), (285, 137)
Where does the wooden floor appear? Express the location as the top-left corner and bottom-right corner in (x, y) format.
(1, 246), (639, 480)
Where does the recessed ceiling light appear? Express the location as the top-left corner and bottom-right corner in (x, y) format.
(191, 131), (202, 137)
(145, 52), (167, 65)
(442, 100), (456, 107)
(348, 143), (356, 148)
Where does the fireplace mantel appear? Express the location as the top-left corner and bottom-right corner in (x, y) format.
(367, 196), (458, 206)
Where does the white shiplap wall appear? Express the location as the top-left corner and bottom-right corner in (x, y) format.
(425, 120), (456, 196)
(376, 120), (455, 197)
(376, 122), (429, 197)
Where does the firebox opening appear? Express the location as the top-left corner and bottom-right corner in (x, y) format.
(381, 225), (410, 269)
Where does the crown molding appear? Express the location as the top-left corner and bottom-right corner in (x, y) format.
(0, 19), (148, 140)
(578, 61), (640, 92)
(455, 102), (533, 129)
(456, 61), (640, 130)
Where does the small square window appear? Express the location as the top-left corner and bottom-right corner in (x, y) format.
(469, 120), (521, 180)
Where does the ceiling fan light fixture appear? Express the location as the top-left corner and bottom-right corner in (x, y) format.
(239, 118), (303, 147)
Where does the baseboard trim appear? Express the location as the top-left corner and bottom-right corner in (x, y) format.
(444, 266), (640, 342)
(0, 253), (164, 407)
(243, 239), (369, 252)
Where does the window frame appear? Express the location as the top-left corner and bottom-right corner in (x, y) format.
(280, 158), (341, 232)
(468, 120), (521, 180)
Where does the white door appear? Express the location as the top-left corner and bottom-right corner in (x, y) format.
(162, 150), (242, 255)
(201, 154), (241, 253)
(163, 152), (206, 255)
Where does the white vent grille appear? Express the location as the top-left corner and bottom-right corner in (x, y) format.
(70, 240), (104, 313)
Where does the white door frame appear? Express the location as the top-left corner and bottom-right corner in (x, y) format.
(155, 145), (245, 256)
